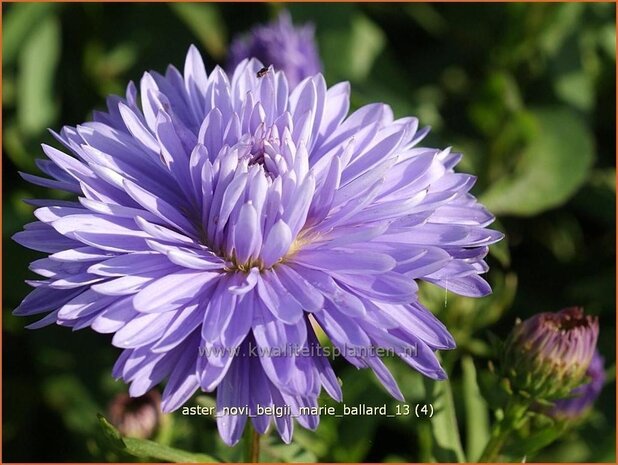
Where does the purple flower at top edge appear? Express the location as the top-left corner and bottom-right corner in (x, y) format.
(227, 11), (321, 88)
(550, 350), (605, 420)
(13, 45), (502, 445)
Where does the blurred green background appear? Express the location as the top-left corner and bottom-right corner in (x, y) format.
(2, 2), (616, 462)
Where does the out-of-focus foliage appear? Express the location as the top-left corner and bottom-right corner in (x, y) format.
(2, 3), (615, 462)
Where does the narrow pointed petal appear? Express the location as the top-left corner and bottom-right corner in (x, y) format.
(133, 270), (220, 313)
(260, 220), (292, 268)
(216, 352), (250, 446)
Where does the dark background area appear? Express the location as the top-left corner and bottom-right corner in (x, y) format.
(2, 3), (616, 462)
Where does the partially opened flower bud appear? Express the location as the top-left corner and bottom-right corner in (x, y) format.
(502, 307), (599, 400)
(108, 390), (161, 439)
(549, 350), (605, 420)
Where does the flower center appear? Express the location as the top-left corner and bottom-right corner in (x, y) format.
(227, 255), (266, 272)
(243, 125), (282, 175)
(544, 307), (593, 332)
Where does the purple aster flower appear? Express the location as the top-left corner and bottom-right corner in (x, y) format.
(227, 11), (321, 88)
(550, 350), (605, 420)
(502, 307), (599, 400)
(13, 45), (502, 445)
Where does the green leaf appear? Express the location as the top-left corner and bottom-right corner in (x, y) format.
(404, 4), (447, 36)
(17, 14), (61, 135)
(511, 423), (568, 457)
(480, 107), (595, 216)
(462, 356), (490, 461)
(554, 71), (594, 111)
(2, 3), (58, 66)
(262, 437), (318, 463)
(44, 375), (101, 435)
(302, 7), (385, 83)
(3, 122), (37, 171)
(417, 422), (437, 462)
(537, 3), (584, 57)
(425, 377), (466, 462)
(97, 414), (126, 450)
(597, 24), (616, 60)
(345, 15), (386, 82)
(3, 74), (16, 106)
(170, 3), (227, 60)
(97, 414), (219, 463)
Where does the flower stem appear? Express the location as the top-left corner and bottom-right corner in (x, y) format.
(478, 427), (509, 463)
(245, 423), (260, 463)
(478, 398), (530, 462)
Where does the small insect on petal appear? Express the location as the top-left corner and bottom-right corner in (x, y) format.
(256, 66), (270, 78)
